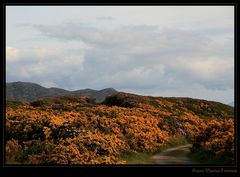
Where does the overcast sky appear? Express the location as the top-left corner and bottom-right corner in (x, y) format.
(6, 6), (234, 104)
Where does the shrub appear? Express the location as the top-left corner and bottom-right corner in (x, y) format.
(191, 118), (234, 164)
(6, 139), (24, 164)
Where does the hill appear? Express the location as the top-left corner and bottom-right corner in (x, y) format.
(6, 81), (118, 102)
(5, 85), (234, 165)
(103, 92), (234, 119)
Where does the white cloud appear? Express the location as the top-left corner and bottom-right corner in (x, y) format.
(96, 16), (114, 21)
(6, 44), (85, 86)
(178, 56), (233, 80)
(8, 23), (233, 92)
(6, 6), (234, 103)
(34, 48), (59, 59)
(40, 81), (58, 88)
(19, 67), (31, 79)
(6, 46), (19, 61)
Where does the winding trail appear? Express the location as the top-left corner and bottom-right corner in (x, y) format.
(152, 144), (195, 164)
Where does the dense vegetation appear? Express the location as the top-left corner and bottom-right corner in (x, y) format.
(191, 118), (234, 164)
(5, 93), (234, 164)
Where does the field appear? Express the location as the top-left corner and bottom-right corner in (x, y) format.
(5, 93), (235, 165)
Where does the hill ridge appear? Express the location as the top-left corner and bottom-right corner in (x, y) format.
(6, 81), (118, 102)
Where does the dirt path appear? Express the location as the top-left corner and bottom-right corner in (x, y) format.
(152, 144), (195, 164)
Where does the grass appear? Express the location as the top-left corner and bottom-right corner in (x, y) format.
(120, 151), (154, 164)
(120, 135), (190, 164)
(6, 100), (23, 109)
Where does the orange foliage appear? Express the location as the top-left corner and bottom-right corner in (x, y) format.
(191, 118), (234, 163)
(5, 95), (234, 164)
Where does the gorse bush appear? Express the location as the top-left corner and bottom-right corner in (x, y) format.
(6, 139), (24, 164)
(6, 106), (168, 164)
(5, 94), (234, 164)
(191, 118), (234, 164)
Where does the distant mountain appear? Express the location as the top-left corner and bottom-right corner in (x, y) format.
(72, 88), (117, 102)
(6, 82), (118, 102)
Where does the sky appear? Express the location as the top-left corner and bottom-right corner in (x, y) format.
(6, 6), (234, 104)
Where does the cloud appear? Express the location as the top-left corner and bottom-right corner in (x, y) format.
(7, 22), (234, 103)
(174, 56), (233, 90)
(6, 44), (85, 88)
(96, 16), (114, 21)
(40, 81), (58, 88)
(6, 47), (19, 62)
(179, 57), (231, 80)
